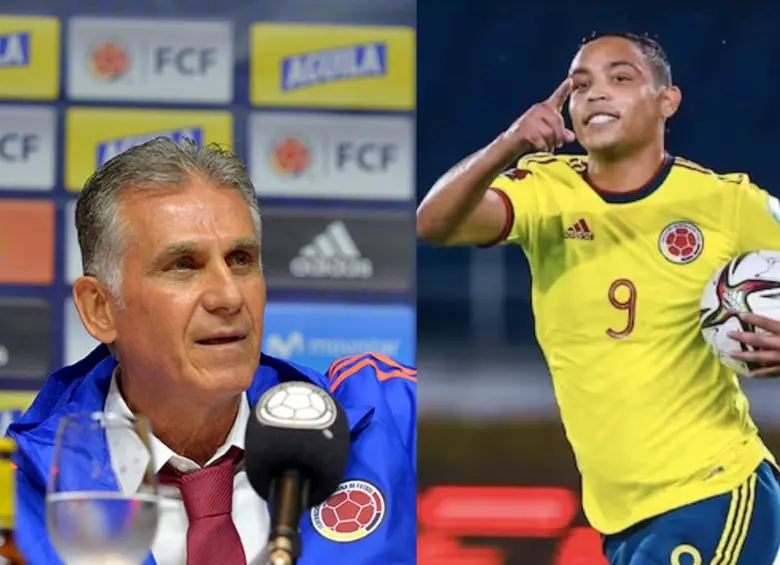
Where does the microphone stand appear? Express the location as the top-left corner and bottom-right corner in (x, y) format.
(263, 469), (309, 565)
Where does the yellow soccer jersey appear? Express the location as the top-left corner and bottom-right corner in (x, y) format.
(490, 152), (780, 534)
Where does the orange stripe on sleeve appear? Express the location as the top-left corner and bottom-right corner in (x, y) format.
(330, 358), (417, 393)
(327, 354), (364, 378)
(327, 353), (416, 382)
(368, 353), (416, 375)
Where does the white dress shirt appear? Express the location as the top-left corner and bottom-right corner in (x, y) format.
(104, 372), (270, 565)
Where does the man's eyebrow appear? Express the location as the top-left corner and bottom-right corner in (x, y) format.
(150, 238), (260, 269)
(607, 60), (642, 73)
(229, 238), (261, 254)
(569, 60), (642, 76)
(152, 242), (199, 263)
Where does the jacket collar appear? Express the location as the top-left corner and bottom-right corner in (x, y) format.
(9, 345), (372, 493)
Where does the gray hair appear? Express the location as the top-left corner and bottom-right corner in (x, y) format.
(75, 137), (262, 301)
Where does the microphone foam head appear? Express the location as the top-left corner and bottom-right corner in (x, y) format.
(245, 381), (351, 506)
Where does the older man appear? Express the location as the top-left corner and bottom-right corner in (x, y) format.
(7, 138), (416, 565)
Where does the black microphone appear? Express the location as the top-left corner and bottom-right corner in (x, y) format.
(244, 381), (351, 565)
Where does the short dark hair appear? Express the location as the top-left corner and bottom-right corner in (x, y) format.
(580, 32), (672, 87)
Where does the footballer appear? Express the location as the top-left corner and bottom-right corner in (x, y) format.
(418, 32), (780, 564)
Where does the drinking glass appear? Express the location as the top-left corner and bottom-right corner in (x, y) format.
(46, 412), (160, 565)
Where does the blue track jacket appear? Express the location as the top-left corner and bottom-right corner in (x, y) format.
(6, 345), (416, 565)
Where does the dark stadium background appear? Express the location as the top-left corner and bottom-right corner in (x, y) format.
(417, 2), (780, 564)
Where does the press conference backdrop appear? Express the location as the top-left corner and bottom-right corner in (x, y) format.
(418, 3), (780, 565)
(0, 0), (416, 441)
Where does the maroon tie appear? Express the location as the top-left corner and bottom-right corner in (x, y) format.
(159, 447), (247, 565)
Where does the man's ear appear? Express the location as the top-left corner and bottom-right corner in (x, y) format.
(72, 276), (118, 344)
(660, 84), (681, 121)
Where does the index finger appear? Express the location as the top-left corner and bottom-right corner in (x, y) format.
(740, 312), (780, 333)
(546, 78), (573, 110)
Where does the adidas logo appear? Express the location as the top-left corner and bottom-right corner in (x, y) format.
(289, 221), (374, 279)
(564, 218), (594, 240)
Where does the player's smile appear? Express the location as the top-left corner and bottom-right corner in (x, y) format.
(584, 111), (620, 127)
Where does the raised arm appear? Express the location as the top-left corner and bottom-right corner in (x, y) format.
(416, 79), (574, 247)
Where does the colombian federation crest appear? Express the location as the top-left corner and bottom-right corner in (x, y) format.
(87, 41), (131, 81)
(310, 480), (386, 542)
(658, 221), (704, 265)
(268, 136), (312, 178)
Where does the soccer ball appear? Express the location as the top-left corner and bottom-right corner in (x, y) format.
(258, 382), (337, 430)
(700, 250), (780, 375)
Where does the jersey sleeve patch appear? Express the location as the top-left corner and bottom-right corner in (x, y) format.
(327, 353), (417, 394)
(310, 479), (387, 542)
